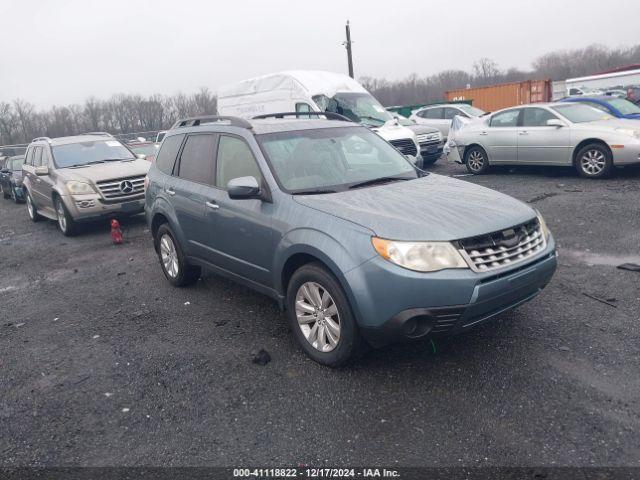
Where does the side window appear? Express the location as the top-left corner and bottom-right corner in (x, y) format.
(569, 88), (581, 95)
(444, 108), (462, 120)
(420, 108), (442, 119)
(215, 136), (262, 189)
(24, 147), (33, 165)
(41, 148), (51, 167)
(296, 102), (313, 119)
(177, 134), (216, 184)
(522, 108), (558, 127)
(33, 147), (43, 166)
(490, 109), (520, 127)
(155, 134), (184, 175)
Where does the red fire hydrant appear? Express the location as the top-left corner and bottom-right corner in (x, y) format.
(110, 219), (123, 244)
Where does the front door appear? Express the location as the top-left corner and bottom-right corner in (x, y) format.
(204, 134), (275, 287)
(517, 107), (572, 164)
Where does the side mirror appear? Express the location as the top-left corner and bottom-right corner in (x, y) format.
(227, 176), (261, 200)
(546, 119), (565, 128)
(35, 165), (49, 176)
(0, 168), (9, 174)
(136, 153), (147, 160)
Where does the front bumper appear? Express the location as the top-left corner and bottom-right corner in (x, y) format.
(419, 141), (444, 159)
(62, 193), (145, 221)
(345, 237), (557, 347)
(612, 143), (640, 165)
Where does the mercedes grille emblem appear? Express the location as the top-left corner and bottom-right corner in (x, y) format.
(119, 180), (134, 194)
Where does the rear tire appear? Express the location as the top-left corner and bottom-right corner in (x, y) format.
(286, 263), (362, 367)
(2, 184), (9, 199)
(155, 223), (200, 287)
(54, 196), (76, 236)
(575, 143), (612, 179)
(25, 189), (42, 222)
(465, 146), (489, 174)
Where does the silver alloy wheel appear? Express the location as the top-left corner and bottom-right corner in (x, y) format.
(160, 233), (179, 278)
(467, 150), (485, 172)
(56, 200), (67, 232)
(295, 281), (341, 353)
(580, 149), (605, 175)
(26, 194), (35, 219)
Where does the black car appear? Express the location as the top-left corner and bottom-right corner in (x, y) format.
(0, 155), (25, 203)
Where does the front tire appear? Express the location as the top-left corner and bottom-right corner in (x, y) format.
(11, 186), (23, 204)
(286, 263), (362, 367)
(54, 196), (77, 236)
(575, 143), (612, 179)
(155, 223), (200, 287)
(465, 146), (489, 174)
(25, 190), (42, 222)
(2, 184), (9, 199)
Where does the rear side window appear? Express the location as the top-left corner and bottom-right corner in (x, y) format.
(177, 134), (216, 184)
(490, 109), (520, 127)
(155, 134), (184, 175)
(215, 136), (262, 189)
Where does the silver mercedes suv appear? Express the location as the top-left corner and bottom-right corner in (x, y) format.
(22, 133), (151, 235)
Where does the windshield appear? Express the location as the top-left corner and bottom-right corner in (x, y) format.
(11, 158), (24, 170)
(314, 92), (393, 127)
(551, 104), (614, 123)
(130, 144), (160, 156)
(606, 98), (640, 115)
(455, 104), (486, 117)
(52, 140), (135, 168)
(258, 126), (417, 193)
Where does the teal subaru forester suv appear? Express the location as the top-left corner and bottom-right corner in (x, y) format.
(145, 113), (557, 366)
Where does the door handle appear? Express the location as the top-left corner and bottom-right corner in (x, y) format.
(479, 131), (488, 136)
(165, 188), (175, 196)
(205, 201), (220, 210)
(519, 131), (529, 135)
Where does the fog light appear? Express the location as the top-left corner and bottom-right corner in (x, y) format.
(76, 200), (96, 208)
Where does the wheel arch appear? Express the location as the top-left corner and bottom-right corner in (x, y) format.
(572, 138), (612, 166)
(463, 143), (489, 163)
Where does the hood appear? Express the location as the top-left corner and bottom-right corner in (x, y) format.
(575, 118), (640, 130)
(294, 174), (536, 241)
(372, 122), (418, 143)
(405, 124), (440, 136)
(58, 159), (150, 183)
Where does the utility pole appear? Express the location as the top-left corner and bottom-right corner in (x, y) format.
(343, 20), (354, 78)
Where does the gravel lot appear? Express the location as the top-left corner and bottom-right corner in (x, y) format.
(1, 160), (639, 467)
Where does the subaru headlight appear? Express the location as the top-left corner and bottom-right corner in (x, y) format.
(536, 211), (551, 240)
(66, 181), (94, 195)
(372, 237), (468, 272)
(614, 127), (640, 139)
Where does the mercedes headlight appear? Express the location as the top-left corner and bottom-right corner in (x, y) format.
(372, 237), (468, 272)
(66, 181), (95, 195)
(536, 211), (551, 240)
(614, 127), (640, 139)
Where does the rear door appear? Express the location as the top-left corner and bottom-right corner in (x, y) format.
(517, 107), (572, 164)
(484, 109), (520, 163)
(167, 133), (219, 260)
(30, 146), (51, 208)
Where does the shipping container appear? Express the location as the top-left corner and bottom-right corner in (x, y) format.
(445, 80), (552, 112)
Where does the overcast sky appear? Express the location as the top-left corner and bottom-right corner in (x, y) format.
(1, 0), (638, 108)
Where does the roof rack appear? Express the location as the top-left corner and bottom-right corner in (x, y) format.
(81, 132), (114, 137)
(171, 116), (253, 130)
(32, 137), (51, 143)
(252, 112), (352, 122)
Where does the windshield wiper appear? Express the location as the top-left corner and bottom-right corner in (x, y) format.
(348, 176), (411, 190)
(103, 158), (134, 162)
(292, 188), (338, 195)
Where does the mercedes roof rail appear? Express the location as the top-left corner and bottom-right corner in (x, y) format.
(171, 116), (253, 130)
(252, 112), (352, 122)
(31, 137), (51, 143)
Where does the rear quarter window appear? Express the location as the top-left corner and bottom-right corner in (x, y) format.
(155, 134), (185, 175)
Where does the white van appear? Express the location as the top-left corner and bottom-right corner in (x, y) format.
(217, 70), (422, 163)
